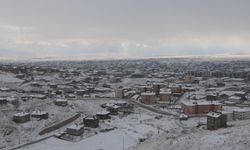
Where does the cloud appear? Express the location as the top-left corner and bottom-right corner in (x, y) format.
(0, 0), (249, 60)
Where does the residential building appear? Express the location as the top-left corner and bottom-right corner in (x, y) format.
(207, 112), (227, 130)
(181, 100), (223, 115)
(140, 92), (156, 105)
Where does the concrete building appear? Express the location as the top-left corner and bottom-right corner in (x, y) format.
(137, 86), (153, 93)
(83, 116), (99, 128)
(96, 111), (110, 120)
(66, 124), (84, 136)
(159, 92), (172, 102)
(169, 85), (182, 94)
(219, 111), (233, 121)
(207, 112), (227, 130)
(181, 100), (223, 115)
(13, 112), (30, 123)
(228, 95), (242, 103)
(115, 86), (124, 98)
(54, 98), (68, 106)
(233, 108), (250, 120)
(140, 92), (156, 105)
(152, 83), (163, 95)
(31, 111), (49, 119)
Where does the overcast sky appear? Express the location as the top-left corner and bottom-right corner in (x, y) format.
(0, 0), (249, 60)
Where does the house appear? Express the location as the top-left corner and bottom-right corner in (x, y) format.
(54, 98), (68, 106)
(181, 100), (223, 115)
(96, 111), (110, 120)
(6, 96), (19, 105)
(29, 94), (47, 100)
(29, 82), (42, 87)
(0, 87), (12, 92)
(66, 94), (76, 99)
(66, 124), (84, 136)
(31, 111), (49, 119)
(140, 92), (156, 105)
(228, 95), (242, 103)
(83, 116), (99, 128)
(21, 95), (30, 101)
(233, 108), (250, 120)
(48, 83), (57, 89)
(106, 105), (120, 115)
(115, 101), (134, 113)
(0, 97), (7, 105)
(16, 73), (25, 79)
(76, 89), (86, 96)
(13, 112), (30, 123)
(206, 93), (218, 101)
(207, 112), (227, 130)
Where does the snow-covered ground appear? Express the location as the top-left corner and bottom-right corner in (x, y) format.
(133, 119), (250, 150)
(16, 107), (181, 150)
(0, 71), (23, 83)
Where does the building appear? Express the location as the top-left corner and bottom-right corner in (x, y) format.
(96, 111), (110, 120)
(206, 93), (218, 101)
(54, 98), (68, 106)
(207, 112), (227, 130)
(159, 92), (172, 102)
(31, 111), (49, 119)
(115, 86), (124, 98)
(0, 97), (7, 105)
(137, 86), (152, 93)
(76, 89), (86, 96)
(83, 116), (99, 128)
(152, 83), (163, 95)
(140, 92), (156, 105)
(184, 75), (194, 83)
(219, 111), (233, 121)
(106, 105), (120, 115)
(181, 100), (223, 115)
(169, 85), (182, 94)
(228, 95), (242, 103)
(13, 112), (30, 123)
(66, 124), (84, 136)
(233, 108), (250, 120)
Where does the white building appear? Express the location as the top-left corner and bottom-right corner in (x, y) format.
(233, 108), (250, 120)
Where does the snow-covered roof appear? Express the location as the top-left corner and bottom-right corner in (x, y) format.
(31, 111), (48, 115)
(219, 91), (236, 97)
(141, 92), (155, 96)
(182, 100), (222, 106)
(233, 108), (250, 112)
(55, 98), (68, 102)
(132, 94), (140, 100)
(229, 95), (241, 100)
(207, 112), (222, 118)
(96, 110), (110, 115)
(14, 112), (30, 117)
(159, 91), (171, 95)
(67, 124), (84, 130)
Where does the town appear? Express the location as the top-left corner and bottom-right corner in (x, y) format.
(0, 57), (250, 150)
